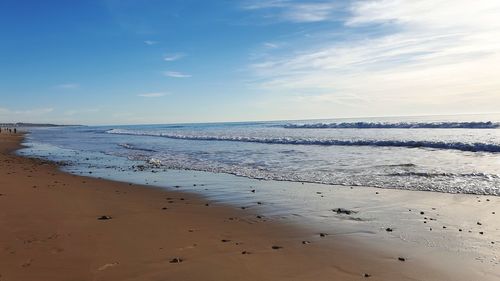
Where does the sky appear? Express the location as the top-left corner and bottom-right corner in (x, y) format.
(1, 0), (500, 125)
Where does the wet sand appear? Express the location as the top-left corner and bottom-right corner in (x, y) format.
(0, 133), (495, 280)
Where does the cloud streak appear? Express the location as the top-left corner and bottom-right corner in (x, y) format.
(249, 0), (500, 113)
(163, 71), (191, 78)
(163, 53), (186, 61)
(138, 92), (169, 97)
(243, 0), (339, 23)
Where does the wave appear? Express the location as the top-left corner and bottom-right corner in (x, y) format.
(283, 121), (500, 129)
(118, 143), (156, 152)
(387, 172), (500, 179)
(107, 129), (500, 153)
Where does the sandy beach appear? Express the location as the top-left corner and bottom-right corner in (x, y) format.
(0, 132), (498, 281)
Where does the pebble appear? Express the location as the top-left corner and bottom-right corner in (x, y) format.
(169, 257), (183, 263)
(97, 215), (112, 220)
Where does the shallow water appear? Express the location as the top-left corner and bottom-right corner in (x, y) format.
(22, 114), (500, 195)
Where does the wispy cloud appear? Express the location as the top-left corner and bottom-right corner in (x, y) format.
(144, 40), (158, 45)
(249, 0), (500, 112)
(263, 42), (280, 49)
(163, 53), (186, 61)
(64, 108), (100, 116)
(54, 83), (79, 89)
(243, 0), (339, 23)
(163, 71), (191, 78)
(0, 107), (54, 122)
(138, 92), (169, 98)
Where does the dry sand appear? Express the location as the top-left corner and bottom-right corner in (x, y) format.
(0, 133), (492, 280)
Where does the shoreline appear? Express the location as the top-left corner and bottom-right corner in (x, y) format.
(0, 133), (497, 280)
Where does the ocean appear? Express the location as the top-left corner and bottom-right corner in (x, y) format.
(20, 114), (500, 196)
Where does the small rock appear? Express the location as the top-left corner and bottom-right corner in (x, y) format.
(251, 189), (256, 193)
(169, 257), (183, 263)
(363, 273), (371, 278)
(332, 208), (357, 215)
(98, 215), (112, 220)
(477, 222), (482, 225)
(241, 251), (250, 255)
(420, 211), (425, 215)
(385, 227), (393, 232)
(479, 231), (484, 235)
(398, 257), (406, 262)
(302, 240), (311, 245)
(271, 245), (283, 250)
(221, 239), (231, 243)
(319, 233), (327, 237)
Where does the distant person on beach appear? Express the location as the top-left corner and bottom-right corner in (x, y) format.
(14, 128), (17, 134)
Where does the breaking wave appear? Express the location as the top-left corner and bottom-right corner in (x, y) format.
(283, 121), (500, 129)
(107, 129), (500, 153)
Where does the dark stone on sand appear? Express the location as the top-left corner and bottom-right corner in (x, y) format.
(241, 251), (250, 254)
(398, 257), (406, 262)
(385, 228), (393, 232)
(479, 231), (484, 235)
(169, 257), (183, 263)
(459, 229), (462, 232)
(256, 215), (263, 219)
(302, 241), (311, 245)
(97, 215), (112, 220)
(420, 211), (425, 215)
(442, 226), (446, 229)
(319, 233), (327, 237)
(241, 207), (246, 209)
(332, 208), (357, 215)
(477, 222), (482, 225)
(162, 207), (167, 210)
(251, 189), (256, 193)
(363, 273), (371, 278)
(205, 203), (210, 206)
(221, 239), (231, 243)
(271, 245), (283, 250)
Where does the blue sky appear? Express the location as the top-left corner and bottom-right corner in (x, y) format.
(1, 0), (499, 125)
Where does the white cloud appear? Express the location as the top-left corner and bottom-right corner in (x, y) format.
(163, 53), (185, 61)
(54, 83), (79, 89)
(163, 71), (192, 78)
(243, 1), (339, 23)
(249, 0), (500, 114)
(263, 42), (280, 49)
(144, 40), (158, 45)
(138, 92), (169, 98)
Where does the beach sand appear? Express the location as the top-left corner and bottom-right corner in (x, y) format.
(0, 133), (496, 280)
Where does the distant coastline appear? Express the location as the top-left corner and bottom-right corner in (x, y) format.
(0, 122), (80, 127)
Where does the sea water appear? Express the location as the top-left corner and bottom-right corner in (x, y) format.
(20, 114), (500, 196)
